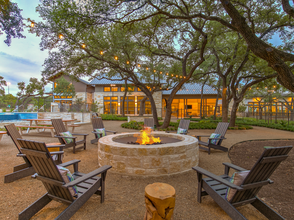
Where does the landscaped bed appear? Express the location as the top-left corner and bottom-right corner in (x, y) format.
(229, 139), (294, 220)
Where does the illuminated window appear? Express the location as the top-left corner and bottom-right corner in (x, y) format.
(54, 82), (57, 88)
(54, 96), (60, 98)
(128, 87), (134, 92)
(137, 87), (141, 91)
(104, 97), (110, 100)
(112, 97), (118, 100)
(67, 96), (72, 98)
(104, 87), (110, 92)
(121, 87), (125, 92)
(111, 87), (118, 92)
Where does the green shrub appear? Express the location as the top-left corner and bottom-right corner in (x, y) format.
(2, 108), (6, 112)
(100, 114), (128, 121)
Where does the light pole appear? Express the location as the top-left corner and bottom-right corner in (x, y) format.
(7, 82), (11, 94)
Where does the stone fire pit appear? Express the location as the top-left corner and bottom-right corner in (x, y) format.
(98, 132), (199, 176)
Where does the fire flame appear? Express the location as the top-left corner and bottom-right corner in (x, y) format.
(135, 127), (161, 145)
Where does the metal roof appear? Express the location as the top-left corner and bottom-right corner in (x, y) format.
(90, 76), (166, 85)
(162, 83), (217, 95)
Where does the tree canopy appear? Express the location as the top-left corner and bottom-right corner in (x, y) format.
(0, 0), (25, 46)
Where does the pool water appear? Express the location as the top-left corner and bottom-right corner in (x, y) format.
(0, 113), (37, 121)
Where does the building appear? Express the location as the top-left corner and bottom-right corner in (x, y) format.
(49, 73), (221, 117)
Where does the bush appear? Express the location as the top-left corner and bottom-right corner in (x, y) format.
(100, 114), (128, 121)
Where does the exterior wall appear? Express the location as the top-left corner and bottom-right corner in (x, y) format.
(73, 92), (87, 103)
(87, 92), (93, 104)
(38, 112), (91, 123)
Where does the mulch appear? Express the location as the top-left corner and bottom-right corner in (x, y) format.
(229, 139), (294, 220)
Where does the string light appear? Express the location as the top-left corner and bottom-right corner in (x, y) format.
(81, 43), (86, 48)
(180, 76), (182, 78)
(166, 73), (169, 76)
(114, 56), (118, 60)
(183, 76), (186, 79)
(176, 75), (178, 78)
(138, 64), (141, 68)
(59, 34), (64, 39)
(146, 67), (149, 70)
(273, 85), (276, 88)
(31, 22), (35, 27)
(126, 61), (130, 64)
(153, 70), (156, 73)
(171, 74), (174, 77)
(160, 72), (162, 74)
(100, 51), (104, 55)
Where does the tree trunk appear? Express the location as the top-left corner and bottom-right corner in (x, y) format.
(222, 86), (229, 122)
(121, 79), (127, 117)
(259, 102), (263, 120)
(229, 100), (240, 127)
(139, 96), (148, 116)
(213, 92), (220, 120)
(200, 87), (204, 119)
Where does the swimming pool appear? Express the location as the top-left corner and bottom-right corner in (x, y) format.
(0, 113), (38, 121)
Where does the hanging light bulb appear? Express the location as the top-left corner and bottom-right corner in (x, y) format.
(160, 72), (162, 74)
(180, 76), (182, 78)
(114, 56), (118, 60)
(59, 34), (64, 39)
(100, 51), (104, 55)
(166, 73), (169, 75)
(183, 76), (186, 79)
(81, 43), (86, 48)
(126, 61), (130, 64)
(31, 22), (35, 27)
(138, 64), (141, 68)
(146, 67), (149, 70)
(171, 74), (174, 77)
(176, 75), (178, 78)
(153, 70), (156, 73)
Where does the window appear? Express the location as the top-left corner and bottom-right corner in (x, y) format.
(111, 87), (118, 92)
(104, 87), (110, 92)
(121, 86), (125, 92)
(137, 87), (141, 91)
(104, 96), (118, 114)
(128, 87), (134, 92)
(137, 96), (151, 114)
(120, 96), (135, 114)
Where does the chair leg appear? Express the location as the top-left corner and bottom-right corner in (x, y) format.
(4, 167), (35, 183)
(73, 145), (75, 154)
(56, 180), (101, 220)
(252, 198), (285, 220)
(208, 145), (211, 155)
(19, 193), (51, 220)
(197, 172), (203, 203)
(13, 163), (30, 172)
(84, 137), (86, 150)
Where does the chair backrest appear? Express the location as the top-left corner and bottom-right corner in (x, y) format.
(51, 119), (67, 134)
(231, 145), (292, 204)
(91, 117), (104, 130)
(5, 124), (23, 153)
(179, 119), (190, 130)
(144, 118), (154, 128)
(17, 138), (74, 202)
(92, 113), (99, 119)
(214, 122), (229, 145)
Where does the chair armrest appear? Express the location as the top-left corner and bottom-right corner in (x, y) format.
(92, 131), (103, 134)
(63, 165), (112, 187)
(105, 130), (117, 134)
(58, 159), (81, 168)
(46, 145), (65, 148)
(72, 133), (89, 136)
(49, 151), (64, 155)
(222, 163), (247, 172)
(192, 166), (243, 190)
(54, 135), (77, 139)
(17, 153), (26, 157)
(196, 135), (211, 138)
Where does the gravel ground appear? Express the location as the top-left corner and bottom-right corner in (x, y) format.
(1, 120), (293, 220)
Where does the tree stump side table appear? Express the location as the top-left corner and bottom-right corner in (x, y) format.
(144, 182), (176, 220)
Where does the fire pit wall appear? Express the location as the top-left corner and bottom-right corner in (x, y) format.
(98, 132), (199, 176)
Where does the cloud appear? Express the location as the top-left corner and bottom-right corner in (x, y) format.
(0, 52), (39, 67)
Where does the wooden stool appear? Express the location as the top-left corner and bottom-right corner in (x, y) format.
(144, 182), (176, 220)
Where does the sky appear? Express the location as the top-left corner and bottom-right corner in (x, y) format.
(0, 0), (284, 96)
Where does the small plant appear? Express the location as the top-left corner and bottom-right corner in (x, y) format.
(2, 108), (6, 112)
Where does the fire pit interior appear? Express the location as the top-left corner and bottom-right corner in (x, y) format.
(98, 131), (199, 176)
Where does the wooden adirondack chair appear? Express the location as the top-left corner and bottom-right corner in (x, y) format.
(193, 145), (292, 220)
(4, 124), (64, 183)
(91, 117), (117, 144)
(52, 119), (88, 153)
(166, 119), (190, 135)
(17, 138), (112, 220)
(195, 122), (229, 154)
(144, 118), (154, 128)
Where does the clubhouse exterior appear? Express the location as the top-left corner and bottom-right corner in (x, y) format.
(49, 73), (222, 118)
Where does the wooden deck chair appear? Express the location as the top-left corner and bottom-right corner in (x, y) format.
(17, 139), (112, 220)
(91, 117), (117, 144)
(92, 112), (99, 119)
(166, 119), (190, 135)
(4, 124), (64, 183)
(195, 122), (229, 154)
(52, 119), (88, 154)
(193, 145), (292, 220)
(144, 118), (154, 129)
